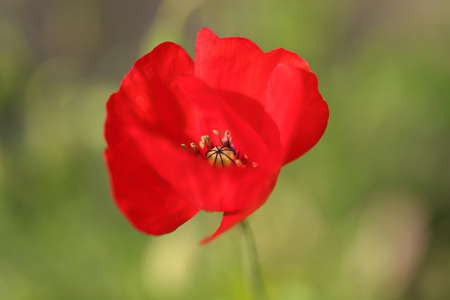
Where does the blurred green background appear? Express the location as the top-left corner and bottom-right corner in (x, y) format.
(1, 0), (449, 299)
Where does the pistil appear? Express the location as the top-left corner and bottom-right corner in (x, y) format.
(181, 130), (257, 168)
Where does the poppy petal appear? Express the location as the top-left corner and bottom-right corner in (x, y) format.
(105, 146), (199, 235)
(124, 76), (282, 213)
(124, 125), (279, 214)
(173, 76), (282, 210)
(107, 42), (195, 143)
(195, 28), (310, 106)
(219, 89), (283, 161)
(265, 63), (329, 165)
(200, 202), (263, 244)
(104, 42), (199, 234)
(172, 75), (283, 160)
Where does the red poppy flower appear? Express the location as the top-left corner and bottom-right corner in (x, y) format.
(104, 28), (328, 244)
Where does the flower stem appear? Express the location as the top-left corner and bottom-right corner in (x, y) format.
(240, 219), (269, 300)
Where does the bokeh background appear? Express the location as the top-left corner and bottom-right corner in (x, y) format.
(1, 0), (449, 299)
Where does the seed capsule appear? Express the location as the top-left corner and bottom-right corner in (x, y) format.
(205, 146), (236, 167)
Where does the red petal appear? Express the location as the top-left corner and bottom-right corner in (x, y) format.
(105, 146), (199, 235)
(200, 203), (262, 244)
(174, 75), (282, 159)
(220, 89), (283, 161)
(104, 42), (200, 234)
(194, 28), (310, 106)
(172, 75), (279, 164)
(105, 41), (195, 146)
(265, 63), (329, 165)
(126, 76), (282, 213)
(128, 127), (279, 213)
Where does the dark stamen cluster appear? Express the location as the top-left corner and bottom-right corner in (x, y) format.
(181, 129), (256, 168)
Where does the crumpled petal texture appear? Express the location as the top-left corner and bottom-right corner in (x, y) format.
(104, 28), (329, 243)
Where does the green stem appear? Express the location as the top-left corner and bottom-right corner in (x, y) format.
(240, 219), (269, 300)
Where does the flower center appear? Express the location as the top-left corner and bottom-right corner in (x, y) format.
(181, 130), (257, 168)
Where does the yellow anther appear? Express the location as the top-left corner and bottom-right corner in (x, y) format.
(202, 135), (212, 148)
